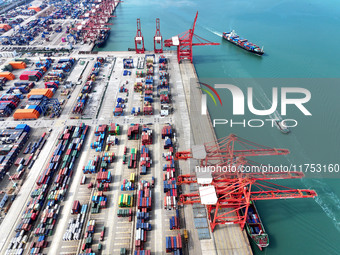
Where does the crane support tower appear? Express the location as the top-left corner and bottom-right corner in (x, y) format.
(154, 18), (163, 53)
(135, 18), (145, 54)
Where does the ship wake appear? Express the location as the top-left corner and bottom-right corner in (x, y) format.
(203, 26), (223, 38)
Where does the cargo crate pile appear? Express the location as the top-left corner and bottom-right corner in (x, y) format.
(158, 56), (171, 116)
(128, 147), (138, 169)
(32, 124), (88, 249)
(134, 250), (151, 255)
(63, 204), (88, 241)
(8, 124), (89, 255)
(100, 152), (115, 169)
(143, 75), (153, 116)
(91, 191), (107, 213)
(32, 204), (60, 236)
(8, 81), (35, 95)
(97, 182), (110, 191)
(19, 58), (52, 82)
(123, 58), (134, 69)
(114, 97), (125, 116)
(139, 145), (151, 175)
(135, 180), (153, 251)
(136, 180), (152, 211)
(117, 208), (132, 220)
(47, 1), (84, 20)
(169, 209), (180, 230)
(73, 57), (104, 115)
(119, 194), (133, 207)
(121, 175), (135, 191)
(146, 55), (154, 75)
(0, 124), (30, 180)
(165, 234), (183, 254)
(161, 124), (182, 237)
(80, 219), (96, 253)
(96, 171), (112, 183)
(0, 17), (52, 46)
(119, 83), (128, 93)
(0, 94), (21, 117)
(164, 181), (178, 210)
(90, 124), (107, 152)
(141, 126), (152, 145)
(134, 80), (143, 93)
(83, 155), (100, 174)
(128, 123), (140, 140)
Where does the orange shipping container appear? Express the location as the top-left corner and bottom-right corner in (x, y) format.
(0, 24), (11, 31)
(9, 61), (27, 69)
(27, 89), (53, 99)
(28, 7), (41, 12)
(0, 72), (15, 80)
(13, 109), (40, 120)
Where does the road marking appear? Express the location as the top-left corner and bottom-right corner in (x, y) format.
(61, 245), (78, 248)
(113, 243), (130, 246)
(115, 237), (130, 240)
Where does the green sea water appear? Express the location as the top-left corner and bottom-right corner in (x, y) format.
(99, 0), (340, 254)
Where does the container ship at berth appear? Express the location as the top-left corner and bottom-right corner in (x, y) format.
(95, 30), (110, 48)
(240, 201), (269, 250)
(222, 30), (264, 55)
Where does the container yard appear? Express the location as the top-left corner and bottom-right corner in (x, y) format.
(0, 1), (319, 255)
(0, 51), (202, 255)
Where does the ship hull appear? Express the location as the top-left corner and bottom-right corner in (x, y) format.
(240, 201), (269, 250)
(222, 32), (264, 56)
(95, 31), (110, 48)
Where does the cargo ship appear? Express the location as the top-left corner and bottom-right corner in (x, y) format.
(95, 30), (110, 48)
(240, 201), (269, 250)
(222, 30), (264, 55)
(275, 120), (290, 134)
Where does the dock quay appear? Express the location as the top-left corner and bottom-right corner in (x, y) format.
(179, 61), (253, 255)
(0, 50), (251, 255)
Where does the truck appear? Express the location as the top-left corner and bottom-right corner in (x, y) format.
(161, 104), (172, 117)
(183, 229), (189, 243)
(100, 226), (105, 241)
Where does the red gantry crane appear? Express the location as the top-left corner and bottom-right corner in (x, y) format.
(175, 134), (317, 233)
(135, 18), (145, 54)
(154, 18), (163, 53)
(164, 12), (220, 63)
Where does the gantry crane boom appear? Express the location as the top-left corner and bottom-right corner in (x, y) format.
(164, 12), (220, 63)
(174, 134), (317, 231)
